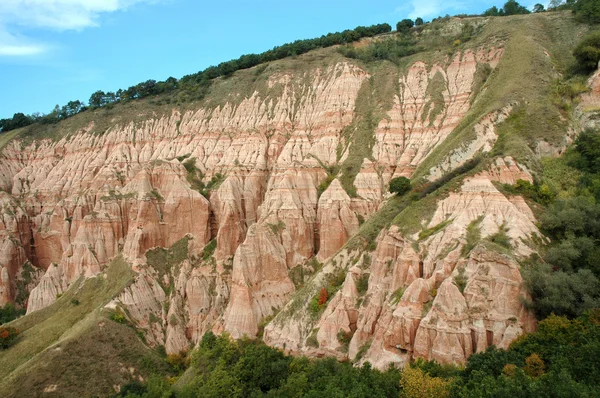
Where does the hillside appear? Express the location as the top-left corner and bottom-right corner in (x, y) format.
(0, 9), (599, 396)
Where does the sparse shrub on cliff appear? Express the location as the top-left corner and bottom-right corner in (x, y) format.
(488, 224), (512, 249)
(110, 309), (128, 324)
(267, 220), (286, 235)
(0, 326), (19, 349)
(454, 267), (468, 293)
(202, 239), (217, 262)
(356, 273), (369, 295)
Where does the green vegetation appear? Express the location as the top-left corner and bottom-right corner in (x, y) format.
(418, 219), (452, 241)
(487, 224), (512, 249)
(123, 331), (401, 397)
(389, 176), (412, 196)
(0, 23), (391, 135)
(338, 36), (422, 65)
(397, 19), (415, 33)
(356, 273), (370, 294)
(145, 236), (190, 289)
(573, 0), (600, 24)
(202, 239), (217, 262)
(267, 220), (286, 235)
(115, 310), (600, 397)
(0, 304), (25, 325)
(183, 158), (225, 198)
(574, 31), (600, 70)
(0, 326), (19, 349)
(484, 0), (531, 16)
(0, 256), (141, 395)
(452, 311), (600, 396)
(454, 267), (468, 293)
(521, 129), (600, 319)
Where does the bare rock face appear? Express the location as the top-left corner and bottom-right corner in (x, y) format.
(413, 247), (536, 365)
(316, 179), (360, 261)
(0, 45), (550, 370)
(265, 170), (538, 368)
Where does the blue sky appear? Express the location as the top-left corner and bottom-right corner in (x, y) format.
(0, 0), (538, 119)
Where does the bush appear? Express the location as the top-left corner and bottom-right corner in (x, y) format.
(574, 32), (600, 70)
(0, 303), (25, 325)
(0, 326), (19, 349)
(389, 177), (411, 196)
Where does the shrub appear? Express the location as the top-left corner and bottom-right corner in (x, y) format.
(574, 32), (600, 70)
(110, 309), (128, 324)
(0, 326), (19, 349)
(389, 176), (411, 196)
(356, 274), (369, 295)
(0, 303), (25, 325)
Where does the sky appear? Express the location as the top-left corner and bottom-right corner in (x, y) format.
(0, 0), (542, 119)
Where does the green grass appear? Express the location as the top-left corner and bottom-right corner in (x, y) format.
(0, 129), (21, 152)
(0, 256), (134, 392)
(0, 316), (167, 398)
(413, 12), (586, 179)
(145, 236), (190, 291)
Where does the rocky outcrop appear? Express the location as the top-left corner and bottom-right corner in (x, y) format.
(0, 43), (548, 369)
(265, 170), (538, 368)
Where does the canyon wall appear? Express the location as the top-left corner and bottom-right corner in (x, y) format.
(0, 45), (544, 367)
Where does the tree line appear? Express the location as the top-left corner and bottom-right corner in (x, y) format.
(0, 23), (392, 134)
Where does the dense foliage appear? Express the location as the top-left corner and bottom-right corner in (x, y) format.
(0, 304), (24, 325)
(118, 332), (401, 397)
(338, 36), (422, 64)
(484, 0), (531, 16)
(454, 311), (600, 397)
(573, 0), (600, 23)
(117, 310), (600, 397)
(0, 326), (19, 349)
(389, 177), (412, 196)
(574, 32), (600, 70)
(517, 129), (600, 319)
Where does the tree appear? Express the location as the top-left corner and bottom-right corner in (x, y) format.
(400, 366), (450, 398)
(484, 6), (502, 16)
(573, 0), (600, 23)
(533, 3), (545, 12)
(396, 19), (414, 33)
(502, 0), (531, 15)
(415, 17), (424, 26)
(89, 90), (106, 108)
(389, 177), (411, 195)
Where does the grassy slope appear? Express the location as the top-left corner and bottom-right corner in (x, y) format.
(414, 12), (585, 179)
(0, 256), (165, 397)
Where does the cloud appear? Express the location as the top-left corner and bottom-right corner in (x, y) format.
(0, 0), (160, 56)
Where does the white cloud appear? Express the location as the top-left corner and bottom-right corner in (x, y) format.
(0, 0), (161, 56)
(0, 29), (47, 55)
